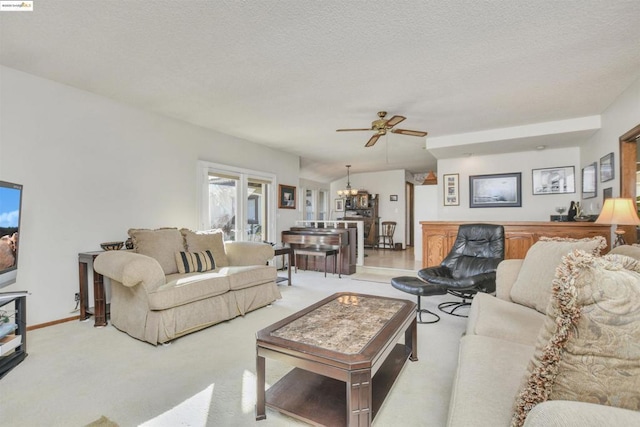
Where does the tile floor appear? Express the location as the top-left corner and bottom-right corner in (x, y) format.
(364, 246), (422, 271)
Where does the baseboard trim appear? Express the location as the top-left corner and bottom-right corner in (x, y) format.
(27, 315), (79, 331)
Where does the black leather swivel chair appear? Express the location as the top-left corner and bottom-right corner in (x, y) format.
(391, 223), (505, 322)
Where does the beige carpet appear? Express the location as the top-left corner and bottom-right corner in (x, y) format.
(350, 272), (400, 284)
(2, 271), (466, 426)
(85, 416), (119, 427)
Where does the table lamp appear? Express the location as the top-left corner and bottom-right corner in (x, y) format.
(595, 198), (640, 247)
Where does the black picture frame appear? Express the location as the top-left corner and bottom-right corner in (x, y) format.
(469, 172), (522, 208)
(581, 162), (597, 199)
(531, 166), (575, 195)
(390, 195), (398, 202)
(600, 152), (614, 182)
(278, 184), (296, 209)
(603, 187), (613, 201)
(443, 173), (459, 206)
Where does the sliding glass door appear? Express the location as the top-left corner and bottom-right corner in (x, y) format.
(199, 162), (275, 243)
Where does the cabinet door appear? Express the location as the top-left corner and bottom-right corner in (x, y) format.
(505, 232), (536, 259)
(423, 228), (456, 267)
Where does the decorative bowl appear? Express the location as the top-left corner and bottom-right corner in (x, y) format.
(100, 241), (124, 251)
(573, 216), (591, 222)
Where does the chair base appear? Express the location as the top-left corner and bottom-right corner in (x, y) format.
(438, 301), (471, 318)
(417, 307), (440, 324)
(417, 296), (440, 324)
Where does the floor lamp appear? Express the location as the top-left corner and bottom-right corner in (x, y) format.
(595, 198), (640, 247)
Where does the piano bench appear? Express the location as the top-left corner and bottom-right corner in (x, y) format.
(294, 246), (340, 278)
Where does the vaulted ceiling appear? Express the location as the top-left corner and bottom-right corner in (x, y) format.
(2, 1), (639, 182)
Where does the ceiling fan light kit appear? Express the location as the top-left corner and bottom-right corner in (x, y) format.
(337, 111), (428, 147)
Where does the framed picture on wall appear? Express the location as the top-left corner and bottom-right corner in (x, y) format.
(278, 184), (296, 209)
(581, 162), (597, 199)
(443, 173), (459, 206)
(531, 166), (575, 195)
(335, 198), (344, 212)
(600, 152), (614, 182)
(469, 172), (521, 208)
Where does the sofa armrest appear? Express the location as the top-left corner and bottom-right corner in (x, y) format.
(495, 259), (523, 301)
(224, 241), (274, 266)
(94, 251), (166, 292)
(523, 400), (640, 427)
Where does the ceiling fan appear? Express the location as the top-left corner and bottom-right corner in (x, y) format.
(336, 111), (428, 147)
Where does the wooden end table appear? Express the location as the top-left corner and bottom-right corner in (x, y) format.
(78, 251), (108, 327)
(273, 246), (292, 286)
(256, 292), (417, 426)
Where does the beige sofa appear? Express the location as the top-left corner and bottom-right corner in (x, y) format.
(94, 228), (281, 345)
(446, 239), (640, 427)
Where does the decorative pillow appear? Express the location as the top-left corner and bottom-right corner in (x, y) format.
(175, 250), (216, 274)
(511, 250), (640, 427)
(128, 228), (184, 275)
(180, 229), (229, 267)
(510, 236), (607, 313)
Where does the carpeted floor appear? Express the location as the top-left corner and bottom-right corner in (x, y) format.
(2, 270), (466, 426)
(350, 272), (401, 284)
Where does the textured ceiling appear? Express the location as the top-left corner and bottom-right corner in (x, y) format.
(1, 1), (639, 182)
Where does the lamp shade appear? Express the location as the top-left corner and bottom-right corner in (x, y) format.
(595, 198), (640, 225)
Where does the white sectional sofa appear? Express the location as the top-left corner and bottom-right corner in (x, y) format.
(446, 239), (640, 427)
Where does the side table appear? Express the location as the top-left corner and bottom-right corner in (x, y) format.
(78, 251), (108, 327)
(273, 247), (292, 286)
(0, 291), (28, 379)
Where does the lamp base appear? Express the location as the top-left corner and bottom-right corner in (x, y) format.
(613, 229), (627, 247)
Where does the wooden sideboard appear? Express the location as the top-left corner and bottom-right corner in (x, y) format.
(421, 221), (612, 268)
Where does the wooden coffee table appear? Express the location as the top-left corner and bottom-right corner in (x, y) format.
(256, 292), (418, 426)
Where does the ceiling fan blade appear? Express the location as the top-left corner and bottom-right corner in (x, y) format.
(336, 128), (372, 132)
(385, 115), (406, 127)
(392, 128), (428, 137)
(365, 134), (381, 147)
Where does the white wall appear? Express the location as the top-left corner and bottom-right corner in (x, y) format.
(331, 169), (407, 246)
(414, 185), (438, 262)
(435, 147), (582, 221)
(0, 66), (300, 325)
(581, 76), (640, 200)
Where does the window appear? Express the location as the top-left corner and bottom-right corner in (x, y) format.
(305, 189), (314, 221)
(318, 190), (328, 219)
(198, 161), (275, 242)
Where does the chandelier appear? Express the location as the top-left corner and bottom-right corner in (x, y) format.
(337, 165), (359, 196)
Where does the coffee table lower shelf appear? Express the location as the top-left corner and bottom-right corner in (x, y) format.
(265, 343), (411, 426)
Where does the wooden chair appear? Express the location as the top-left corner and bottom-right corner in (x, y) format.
(377, 221), (397, 250)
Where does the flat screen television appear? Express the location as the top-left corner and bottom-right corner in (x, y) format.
(0, 180), (23, 289)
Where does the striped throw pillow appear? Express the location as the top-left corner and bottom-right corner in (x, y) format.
(175, 250), (216, 274)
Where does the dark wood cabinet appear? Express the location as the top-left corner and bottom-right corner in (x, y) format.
(342, 192), (379, 248)
(421, 221), (611, 268)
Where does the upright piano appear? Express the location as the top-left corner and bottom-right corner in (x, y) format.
(281, 227), (357, 275)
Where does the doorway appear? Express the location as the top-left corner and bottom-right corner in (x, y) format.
(619, 123), (640, 243)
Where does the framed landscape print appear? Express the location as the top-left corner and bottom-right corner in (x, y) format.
(532, 166), (575, 195)
(581, 162), (597, 199)
(469, 172), (521, 208)
(278, 184), (296, 209)
(600, 152), (614, 182)
(443, 173), (459, 206)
